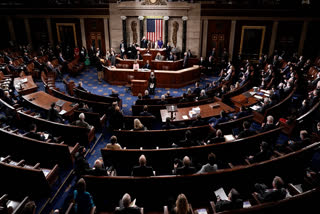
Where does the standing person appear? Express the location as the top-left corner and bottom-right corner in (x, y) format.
(157, 37), (164, 49)
(140, 36), (148, 49)
(73, 178), (95, 214)
(95, 53), (103, 82)
(148, 72), (156, 95)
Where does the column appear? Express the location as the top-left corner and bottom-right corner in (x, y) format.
(7, 17), (16, 42)
(201, 19), (208, 57)
(268, 21), (278, 57)
(46, 18), (54, 46)
(138, 16), (144, 42)
(228, 20), (236, 61)
(104, 18), (110, 51)
(121, 16), (127, 48)
(298, 21), (309, 56)
(80, 18), (87, 49)
(164, 16), (169, 45)
(182, 16), (188, 54)
(24, 18), (32, 45)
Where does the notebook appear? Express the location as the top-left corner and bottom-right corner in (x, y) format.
(242, 91), (252, 98)
(56, 100), (65, 107)
(243, 201), (251, 208)
(195, 208), (207, 214)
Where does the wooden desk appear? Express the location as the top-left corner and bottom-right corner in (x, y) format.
(160, 101), (235, 123)
(14, 75), (38, 95)
(131, 79), (148, 96)
(104, 65), (200, 88)
(230, 88), (269, 111)
(22, 91), (77, 116)
(137, 48), (166, 59)
(116, 58), (184, 71)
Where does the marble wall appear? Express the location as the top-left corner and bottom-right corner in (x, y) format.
(109, 1), (201, 56)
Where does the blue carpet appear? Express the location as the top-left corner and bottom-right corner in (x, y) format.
(56, 66), (218, 115)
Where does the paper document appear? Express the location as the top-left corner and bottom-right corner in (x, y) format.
(21, 78), (28, 83)
(243, 201), (251, 208)
(59, 110), (67, 115)
(195, 209), (207, 214)
(214, 187), (228, 201)
(250, 105), (260, 111)
(224, 134), (235, 142)
(249, 92), (256, 96)
(130, 199), (136, 207)
(260, 89), (270, 94)
(44, 133), (49, 140)
(254, 95), (263, 100)
(182, 115), (189, 120)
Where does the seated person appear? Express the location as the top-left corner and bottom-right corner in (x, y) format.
(173, 156), (196, 175)
(165, 91), (172, 99)
(248, 141), (272, 163)
(313, 122), (320, 135)
(193, 82), (201, 96)
(287, 130), (311, 151)
(131, 154), (154, 176)
(136, 51), (143, 60)
(109, 106), (124, 130)
(133, 119), (145, 131)
(87, 159), (108, 176)
(77, 81), (87, 92)
(260, 115), (276, 133)
(135, 93), (143, 105)
(258, 98), (272, 114)
(191, 114), (206, 127)
(254, 176), (287, 202)
(23, 52), (31, 64)
(105, 135), (122, 150)
(208, 110), (229, 128)
(142, 90), (150, 99)
(71, 113), (92, 130)
(155, 52), (163, 61)
(78, 102), (93, 113)
(207, 129), (225, 144)
(215, 188), (243, 212)
(110, 89), (120, 101)
(157, 95), (168, 105)
(25, 123), (45, 141)
(197, 152), (218, 174)
(143, 60), (151, 69)
(198, 89), (208, 100)
(73, 178), (95, 214)
(233, 106), (250, 120)
(171, 194), (192, 214)
(236, 121), (256, 139)
(139, 105), (153, 117)
(162, 117), (176, 130)
(20, 201), (37, 214)
(115, 193), (141, 214)
(297, 99), (309, 116)
(167, 52), (174, 61)
(47, 102), (64, 123)
(74, 146), (90, 175)
(179, 93), (189, 103)
(2, 91), (16, 106)
(174, 130), (200, 147)
(133, 60), (139, 71)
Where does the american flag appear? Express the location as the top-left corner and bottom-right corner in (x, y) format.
(147, 19), (163, 42)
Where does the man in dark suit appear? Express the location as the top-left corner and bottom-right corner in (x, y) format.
(165, 42), (172, 58)
(33, 56), (44, 72)
(23, 52), (31, 64)
(4, 52), (12, 64)
(248, 141), (272, 163)
(143, 60), (151, 69)
(191, 114), (206, 127)
(88, 159), (108, 176)
(2, 91), (16, 106)
(288, 130), (311, 151)
(260, 115), (276, 133)
(210, 47), (216, 58)
(183, 52), (188, 68)
(143, 90), (151, 99)
(162, 117), (176, 130)
(116, 193), (141, 214)
(167, 52), (174, 61)
(175, 130), (199, 147)
(237, 121), (256, 139)
(215, 188), (243, 213)
(157, 95), (168, 105)
(139, 105), (153, 117)
(207, 129), (225, 144)
(25, 124), (45, 141)
(254, 176), (287, 202)
(208, 110), (229, 128)
(173, 156), (196, 175)
(258, 98), (272, 114)
(140, 36), (148, 49)
(193, 82), (201, 96)
(136, 51), (143, 60)
(8, 61), (18, 73)
(76, 82), (87, 92)
(131, 155), (154, 176)
(47, 102), (64, 123)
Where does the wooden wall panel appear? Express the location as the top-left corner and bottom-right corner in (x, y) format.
(207, 20), (231, 58)
(84, 18), (106, 53)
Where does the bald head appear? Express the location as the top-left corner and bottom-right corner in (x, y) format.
(79, 113), (85, 121)
(183, 156), (191, 166)
(139, 154), (146, 166)
(122, 193), (131, 208)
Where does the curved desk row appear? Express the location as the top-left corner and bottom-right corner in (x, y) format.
(104, 65), (200, 89)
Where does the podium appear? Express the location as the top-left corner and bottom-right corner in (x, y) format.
(131, 79), (148, 96)
(166, 105), (178, 121)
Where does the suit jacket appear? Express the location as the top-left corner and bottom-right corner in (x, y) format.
(260, 124), (276, 133)
(255, 184), (287, 203)
(47, 108), (63, 123)
(141, 39), (148, 49)
(143, 63), (151, 69)
(71, 120), (91, 130)
(215, 199), (243, 213)
(249, 149), (272, 163)
(168, 55), (174, 61)
(131, 165), (154, 176)
(238, 129), (256, 139)
(25, 132), (45, 141)
(139, 111), (153, 116)
(87, 168), (108, 176)
(208, 136), (225, 144)
(175, 166), (196, 175)
(115, 207), (141, 214)
(193, 87), (201, 96)
(162, 123), (176, 130)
